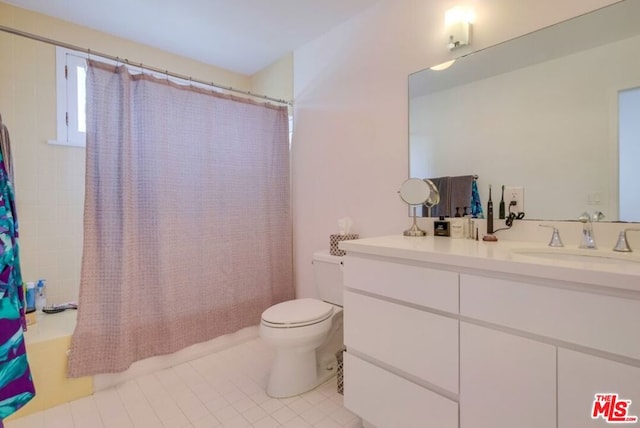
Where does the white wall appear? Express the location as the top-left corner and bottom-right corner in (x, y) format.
(292, 0), (618, 298)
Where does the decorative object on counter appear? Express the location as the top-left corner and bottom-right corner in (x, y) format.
(591, 211), (605, 222)
(434, 216), (450, 237)
(539, 224), (564, 247)
(329, 217), (358, 256)
(499, 185), (506, 219)
(398, 178), (439, 237)
(578, 212), (597, 249)
(483, 184), (498, 242)
(613, 228), (640, 252)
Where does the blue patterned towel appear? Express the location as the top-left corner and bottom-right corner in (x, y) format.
(471, 179), (484, 218)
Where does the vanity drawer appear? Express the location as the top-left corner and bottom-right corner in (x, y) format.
(344, 353), (458, 428)
(343, 255), (459, 313)
(460, 274), (640, 360)
(344, 290), (459, 393)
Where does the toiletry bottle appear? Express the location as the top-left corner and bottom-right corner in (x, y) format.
(434, 216), (450, 236)
(451, 219), (465, 238)
(26, 282), (36, 312)
(35, 279), (46, 311)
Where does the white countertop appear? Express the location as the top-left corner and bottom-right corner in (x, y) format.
(340, 235), (640, 292)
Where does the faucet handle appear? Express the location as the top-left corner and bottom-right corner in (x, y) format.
(613, 228), (640, 252)
(578, 212), (591, 223)
(539, 224), (564, 247)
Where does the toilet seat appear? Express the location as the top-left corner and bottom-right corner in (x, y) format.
(261, 298), (334, 328)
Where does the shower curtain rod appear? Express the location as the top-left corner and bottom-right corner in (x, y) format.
(0, 24), (292, 106)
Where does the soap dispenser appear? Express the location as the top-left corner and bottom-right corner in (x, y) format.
(35, 279), (46, 311)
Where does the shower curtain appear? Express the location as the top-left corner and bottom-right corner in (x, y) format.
(0, 115), (35, 424)
(68, 61), (294, 377)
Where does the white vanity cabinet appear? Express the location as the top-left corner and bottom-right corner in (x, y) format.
(344, 353), (458, 428)
(460, 322), (556, 428)
(340, 235), (640, 428)
(558, 349), (640, 428)
(343, 255), (459, 428)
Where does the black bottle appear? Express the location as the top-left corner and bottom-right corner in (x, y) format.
(434, 216), (451, 237)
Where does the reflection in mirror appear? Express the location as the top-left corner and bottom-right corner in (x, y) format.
(409, 0), (640, 222)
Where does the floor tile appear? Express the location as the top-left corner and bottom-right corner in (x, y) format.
(5, 338), (362, 428)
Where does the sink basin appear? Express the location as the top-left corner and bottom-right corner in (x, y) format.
(510, 248), (640, 266)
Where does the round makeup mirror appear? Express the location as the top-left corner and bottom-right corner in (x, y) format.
(399, 178), (432, 205)
(398, 178), (439, 237)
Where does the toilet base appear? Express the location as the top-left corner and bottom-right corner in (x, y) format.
(266, 348), (337, 398)
(262, 306), (344, 398)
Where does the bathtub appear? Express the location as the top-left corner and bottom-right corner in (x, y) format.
(6, 310), (259, 420)
(6, 311), (93, 420)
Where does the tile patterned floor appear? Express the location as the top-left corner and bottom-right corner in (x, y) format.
(6, 338), (362, 428)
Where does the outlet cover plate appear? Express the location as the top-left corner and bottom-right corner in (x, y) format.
(505, 186), (524, 213)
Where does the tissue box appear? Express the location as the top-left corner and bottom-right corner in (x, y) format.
(329, 234), (359, 256)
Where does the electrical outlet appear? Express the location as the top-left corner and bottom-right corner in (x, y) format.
(504, 186), (524, 213)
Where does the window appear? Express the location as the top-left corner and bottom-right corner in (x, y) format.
(50, 47), (88, 147)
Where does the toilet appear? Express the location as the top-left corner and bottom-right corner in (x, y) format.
(260, 250), (344, 398)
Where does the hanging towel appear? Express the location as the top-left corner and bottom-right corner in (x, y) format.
(427, 176), (451, 217)
(0, 117), (35, 424)
(449, 175), (474, 217)
(0, 115), (14, 185)
(471, 179), (484, 218)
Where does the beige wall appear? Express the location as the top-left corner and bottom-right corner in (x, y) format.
(0, 1), (292, 304)
(291, 0), (619, 298)
(251, 53), (294, 103)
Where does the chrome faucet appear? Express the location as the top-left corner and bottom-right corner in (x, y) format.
(578, 212), (597, 249)
(539, 224), (564, 247)
(613, 228), (640, 252)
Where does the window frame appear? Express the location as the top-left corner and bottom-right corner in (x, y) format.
(50, 47), (88, 148)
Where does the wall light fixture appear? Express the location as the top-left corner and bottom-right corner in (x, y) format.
(445, 6), (474, 50)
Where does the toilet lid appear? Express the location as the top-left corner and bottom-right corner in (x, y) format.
(261, 298), (333, 327)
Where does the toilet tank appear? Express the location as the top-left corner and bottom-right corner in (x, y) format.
(313, 250), (344, 306)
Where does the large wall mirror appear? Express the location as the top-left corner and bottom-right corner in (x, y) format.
(409, 0), (640, 222)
